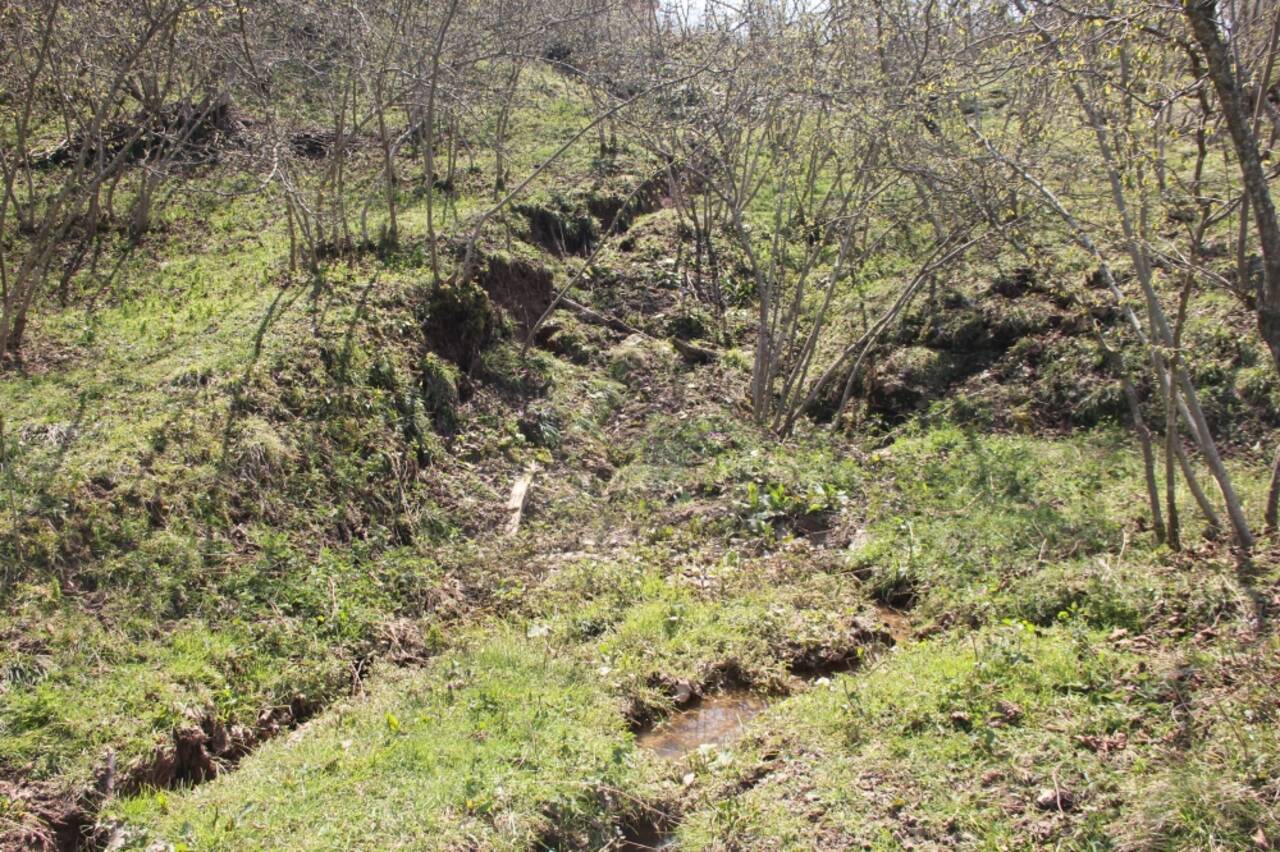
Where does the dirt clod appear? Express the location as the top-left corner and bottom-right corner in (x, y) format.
(1035, 787), (1075, 812)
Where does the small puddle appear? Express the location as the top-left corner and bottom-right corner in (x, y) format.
(635, 691), (769, 760)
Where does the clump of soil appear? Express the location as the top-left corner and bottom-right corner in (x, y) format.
(34, 96), (244, 170)
(419, 280), (497, 372)
(417, 353), (461, 436)
(834, 274), (1125, 430)
(480, 254), (554, 333)
(783, 616), (896, 675)
(516, 202), (597, 256)
(608, 335), (672, 386)
(866, 346), (971, 419)
(585, 174), (665, 234)
(124, 721), (252, 790)
(533, 316), (601, 364)
(288, 127), (336, 159)
(0, 775), (93, 852)
(0, 698), (313, 851)
(122, 698), (309, 792)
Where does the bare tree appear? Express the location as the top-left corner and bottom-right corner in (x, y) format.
(0, 0), (234, 361)
(1183, 0), (1280, 529)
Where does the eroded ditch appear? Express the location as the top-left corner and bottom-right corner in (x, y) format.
(621, 604), (912, 848)
(21, 604), (913, 851)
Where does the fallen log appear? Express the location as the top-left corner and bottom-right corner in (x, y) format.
(560, 297), (638, 335)
(559, 297), (718, 364)
(671, 337), (718, 364)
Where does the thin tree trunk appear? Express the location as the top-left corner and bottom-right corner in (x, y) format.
(968, 111), (1240, 542)
(1101, 343), (1167, 543)
(1267, 449), (1280, 531)
(1185, 0), (1280, 532)
(423, 0), (461, 288)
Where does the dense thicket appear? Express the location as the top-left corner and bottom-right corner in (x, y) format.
(3, 0), (1278, 545)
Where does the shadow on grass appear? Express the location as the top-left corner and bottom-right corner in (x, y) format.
(216, 282), (303, 475)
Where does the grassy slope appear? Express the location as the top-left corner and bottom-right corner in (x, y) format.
(1, 70), (609, 805)
(3, 69), (1279, 851)
(115, 633), (648, 850)
(107, 407), (1280, 849)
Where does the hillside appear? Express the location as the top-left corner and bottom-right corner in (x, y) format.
(4, 1), (1280, 849)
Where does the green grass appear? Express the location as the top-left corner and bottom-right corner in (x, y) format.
(99, 404), (1280, 848)
(29, 408), (1267, 849)
(0, 541), (451, 787)
(110, 630), (657, 850)
(674, 621), (1151, 848)
(673, 620), (1279, 849)
(0, 66), (664, 830)
(1, 614), (341, 785)
(5, 54), (1280, 852)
